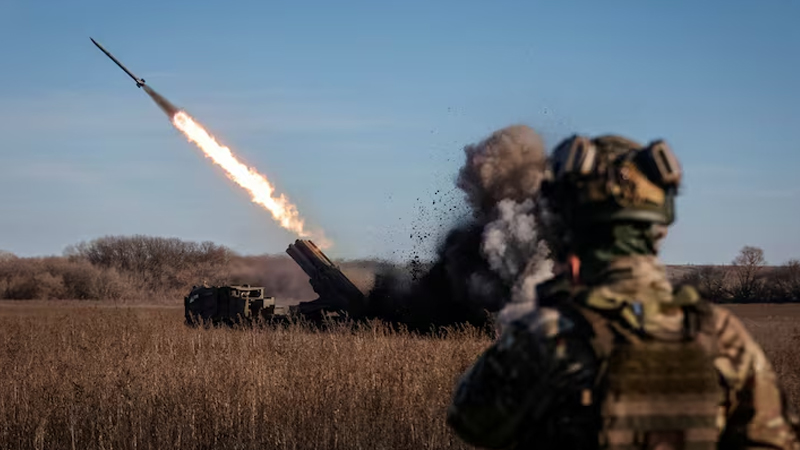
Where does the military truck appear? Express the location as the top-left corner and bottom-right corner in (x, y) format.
(184, 284), (286, 326)
(183, 239), (368, 326)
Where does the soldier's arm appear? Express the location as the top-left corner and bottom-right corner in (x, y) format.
(446, 308), (575, 449)
(713, 305), (800, 450)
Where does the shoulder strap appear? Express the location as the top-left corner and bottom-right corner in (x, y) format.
(575, 305), (616, 359)
(673, 284), (715, 340)
(554, 291), (617, 360)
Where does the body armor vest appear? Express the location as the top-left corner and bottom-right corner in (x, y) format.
(577, 301), (724, 450)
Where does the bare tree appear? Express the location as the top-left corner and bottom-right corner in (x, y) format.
(67, 235), (234, 297)
(677, 265), (730, 302)
(697, 266), (731, 302)
(730, 246), (766, 302)
(774, 259), (800, 302)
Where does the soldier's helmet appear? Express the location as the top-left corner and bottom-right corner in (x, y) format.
(540, 134), (682, 230)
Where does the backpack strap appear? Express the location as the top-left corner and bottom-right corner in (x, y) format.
(673, 284), (715, 341)
(570, 302), (616, 360)
(554, 291), (621, 406)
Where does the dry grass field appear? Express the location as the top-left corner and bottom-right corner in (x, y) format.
(0, 301), (486, 450)
(0, 301), (798, 450)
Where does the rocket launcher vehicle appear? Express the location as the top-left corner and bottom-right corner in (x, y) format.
(184, 240), (369, 326)
(286, 239), (369, 320)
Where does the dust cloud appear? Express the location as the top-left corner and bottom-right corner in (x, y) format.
(366, 125), (553, 330)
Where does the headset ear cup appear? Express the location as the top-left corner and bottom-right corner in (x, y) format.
(551, 135), (597, 179)
(551, 135), (578, 178)
(573, 138), (597, 175)
(648, 141), (682, 186)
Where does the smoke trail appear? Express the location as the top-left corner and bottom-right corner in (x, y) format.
(143, 85), (179, 117)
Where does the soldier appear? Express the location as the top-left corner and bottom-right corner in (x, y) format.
(446, 134), (800, 450)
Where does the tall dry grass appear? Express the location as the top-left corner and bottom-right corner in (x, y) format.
(0, 303), (485, 450)
(0, 303), (798, 450)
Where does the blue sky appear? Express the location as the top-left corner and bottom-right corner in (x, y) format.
(0, 0), (798, 265)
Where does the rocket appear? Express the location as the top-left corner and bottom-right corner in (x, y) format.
(90, 37), (179, 117)
(90, 37), (146, 88)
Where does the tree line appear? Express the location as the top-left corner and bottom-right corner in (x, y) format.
(675, 246), (800, 303)
(0, 236), (797, 303)
(0, 236), (317, 301)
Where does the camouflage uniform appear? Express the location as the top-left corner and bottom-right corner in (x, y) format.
(446, 135), (800, 450)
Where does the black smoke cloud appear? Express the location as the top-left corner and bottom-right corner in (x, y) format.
(366, 125), (553, 331)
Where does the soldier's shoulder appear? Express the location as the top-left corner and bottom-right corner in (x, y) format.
(495, 274), (573, 329)
(669, 284), (746, 334)
(536, 274), (574, 306)
(705, 302), (733, 321)
(500, 304), (581, 344)
(701, 302), (748, 335)
(705, 303), (765, 360)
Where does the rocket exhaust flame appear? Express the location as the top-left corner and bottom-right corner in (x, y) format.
(143, 86), (330, 248)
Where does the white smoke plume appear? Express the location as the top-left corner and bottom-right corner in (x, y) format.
(458, 124), (552, 304)
(481, 198), (553, 304)
(482, 198), (539, 283)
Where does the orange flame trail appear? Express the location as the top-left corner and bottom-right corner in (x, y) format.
(170, 110), (330, 248)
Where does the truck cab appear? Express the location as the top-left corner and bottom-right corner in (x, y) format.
(184, 284), (276, 326)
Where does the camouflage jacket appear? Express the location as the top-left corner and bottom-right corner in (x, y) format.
(446, 272), (800, 450)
